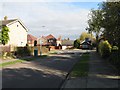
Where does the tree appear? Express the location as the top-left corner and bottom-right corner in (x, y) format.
(100, 2), (120, 48)
(79, 32), (93, 41)
(87, 1), (120, 53)
(74, 39), (80, 49)
(0, 31), (2, 44)
(1, 26), (10, 45)
(87, 9), (103, 52)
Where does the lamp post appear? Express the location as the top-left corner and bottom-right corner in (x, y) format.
(39, 26), (46, 56)
(39, 36), (42, 56)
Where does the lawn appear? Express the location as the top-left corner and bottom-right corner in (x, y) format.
(0, 60), (24, 67)
(0, 55), (48, 67)
(49, 50), (58, 54)
(70, 53), (89, 77)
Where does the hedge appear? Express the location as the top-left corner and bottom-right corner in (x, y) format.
(98, 40), (112, 58)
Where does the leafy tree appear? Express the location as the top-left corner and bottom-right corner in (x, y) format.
(1, 26), (10, 45)
(79, 32), (93, 42)
(0, 31), (2, 44)
(100, 2), (120, 50)
(87, 9), (103, 52)
(87, 1), (120, 53)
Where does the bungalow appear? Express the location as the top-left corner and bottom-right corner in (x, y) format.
(0, 16), (28, 47)
(62, 39), (74, 50)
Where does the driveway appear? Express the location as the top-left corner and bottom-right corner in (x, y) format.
(2, 49), (84, 88)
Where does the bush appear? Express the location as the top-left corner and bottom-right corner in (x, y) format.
(109, 46), (120, 70)
(1, 51), (16, 59)
(112, 46), (119, 51)
(98, 40), (112, 58)
(74, 39), (80, 49)
(16, 46), (31, 57)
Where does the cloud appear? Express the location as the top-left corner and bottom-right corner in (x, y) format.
(0, 3), (3, 19)
(1, 0), (106, 2)
(1, 2), (95, 39)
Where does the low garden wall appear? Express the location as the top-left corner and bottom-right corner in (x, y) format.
(16, 46), (49, 57)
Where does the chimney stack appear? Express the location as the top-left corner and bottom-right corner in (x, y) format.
(4, 16), (8, 20)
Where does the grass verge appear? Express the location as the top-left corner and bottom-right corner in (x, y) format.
(0, 60), (24, 67)
(70, 53), (89, 77)
(0, 55), (48, 67)
(49, 50), (58, 54)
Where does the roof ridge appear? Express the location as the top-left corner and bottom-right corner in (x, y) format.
(27, 34), (37, 40)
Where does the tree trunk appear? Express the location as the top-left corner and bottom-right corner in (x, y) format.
(96, 35), (99, 52)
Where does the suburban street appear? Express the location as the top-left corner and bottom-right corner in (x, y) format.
(1, 1), (120, 89)
(2, 49), (86, 88)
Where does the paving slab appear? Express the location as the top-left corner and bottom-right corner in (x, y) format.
(62, 50), (120, 88)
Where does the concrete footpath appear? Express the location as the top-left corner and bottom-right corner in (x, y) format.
(61, 51), (120, 88)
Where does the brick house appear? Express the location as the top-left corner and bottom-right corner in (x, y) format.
(27, 34), (37, 46)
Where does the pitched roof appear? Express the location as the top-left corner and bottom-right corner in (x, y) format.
(27, 34), (37, 41)
(45, 34), (56, 39)
(0, 19), (28, 32)
(62, 40), (74, 46)
(0, 19), (17, 26)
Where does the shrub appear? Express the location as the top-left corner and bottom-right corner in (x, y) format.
(109, 46), (120, 70)
(16, 46), (31, 57)
(112, 46), (119, 51)
(74, 39), (80, 49)
(98, 40), (112, 58)
(1, 51), (16, 59)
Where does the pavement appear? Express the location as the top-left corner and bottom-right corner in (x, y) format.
(61, 50), (120, 88)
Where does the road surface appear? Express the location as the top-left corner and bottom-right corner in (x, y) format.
(2, 49), (86, 88)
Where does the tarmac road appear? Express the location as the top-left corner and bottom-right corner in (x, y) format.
(2, 49), (85, 88)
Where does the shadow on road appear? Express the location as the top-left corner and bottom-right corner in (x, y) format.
(2, 51), (82, 88)
(2, 68), (63, 88)
(29, 54), (81, 72)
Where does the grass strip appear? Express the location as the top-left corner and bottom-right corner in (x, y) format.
(49, 51), (58, 54)
(0, 60), (24, 67)
(0, 55), (48, 67)
(70, 53), (89, 77)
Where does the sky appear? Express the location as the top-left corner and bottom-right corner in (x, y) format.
(0, 0), (104, 40)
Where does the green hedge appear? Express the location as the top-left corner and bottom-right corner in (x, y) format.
(16, 46), (31, 57)
(98, 40), (112, 58)
(109, 46), (120, 70)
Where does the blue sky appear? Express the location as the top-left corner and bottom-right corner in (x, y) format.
(0, 1), (102, 40)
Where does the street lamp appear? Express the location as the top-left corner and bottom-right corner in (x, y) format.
(39, 26), (46, 56)
(39, 36), (42, 56)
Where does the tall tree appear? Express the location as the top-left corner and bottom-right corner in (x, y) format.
(100, 2), (120, 48)
(87, 9), (103, 52)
